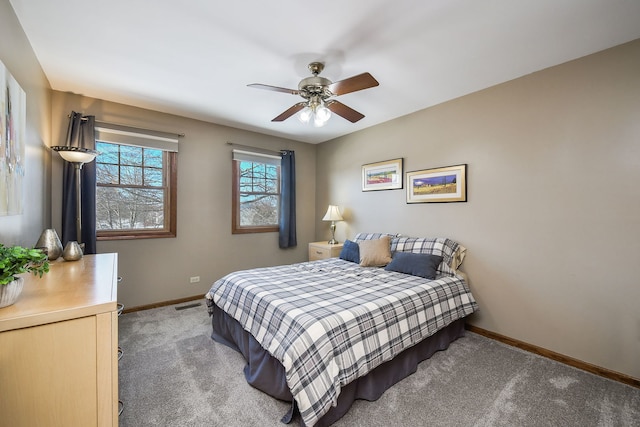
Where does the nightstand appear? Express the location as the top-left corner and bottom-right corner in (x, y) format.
(308, 241), (344, 261)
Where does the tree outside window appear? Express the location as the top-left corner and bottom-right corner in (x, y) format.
(232, 156), (280, 234)
(96, 141), (177, 239)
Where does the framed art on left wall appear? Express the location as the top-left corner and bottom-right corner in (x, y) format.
(0, 60), (26, 216)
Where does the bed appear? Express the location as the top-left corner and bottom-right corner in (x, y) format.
(205, 233), (478, 426)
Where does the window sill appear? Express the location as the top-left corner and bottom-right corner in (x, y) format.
(97, 230), (176, 240)
(231, 226), (279, 234)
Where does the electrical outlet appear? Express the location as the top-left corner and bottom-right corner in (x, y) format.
(189, 276), (200, 283)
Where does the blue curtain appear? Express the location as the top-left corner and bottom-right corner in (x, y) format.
(279, 150), (297, 248)
(62, 112), (97, 254)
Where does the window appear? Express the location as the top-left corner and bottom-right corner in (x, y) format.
(95, 125), (178, 240)
(232, 150), (281, 234)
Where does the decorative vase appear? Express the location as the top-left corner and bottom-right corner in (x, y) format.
(0, 277), (24, 308)
(35, 229), (63, 260)
(62, 241), (83, 261)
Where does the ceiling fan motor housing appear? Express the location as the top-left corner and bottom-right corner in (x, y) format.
(298, 76), (332, 99)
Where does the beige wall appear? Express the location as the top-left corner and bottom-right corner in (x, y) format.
(317, 39), (640, 380)
(0, 0), (51, 245)
(51, 92), (317, 308)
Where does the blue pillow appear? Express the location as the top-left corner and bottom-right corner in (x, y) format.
(384, 252), (443, 280)
(339, 240), (360, 263)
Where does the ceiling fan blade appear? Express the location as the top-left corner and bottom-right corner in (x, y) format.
(328, 72), (379, 96)
(326, 100), (365, 123)
(248, 83), (299, 95)
(272, 102), (306, 122)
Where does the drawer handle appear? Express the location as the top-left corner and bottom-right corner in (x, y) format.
(316, 251), (323, 254)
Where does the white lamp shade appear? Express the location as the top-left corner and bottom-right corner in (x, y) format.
(322, 205), (343, 221)
(52, 146), (98, 164)
(298, 107), (312, 124)
(313, 117), (326, 128)
(315, 105), (331, 122)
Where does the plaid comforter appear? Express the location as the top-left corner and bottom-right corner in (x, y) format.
(206, 258), (478, 426)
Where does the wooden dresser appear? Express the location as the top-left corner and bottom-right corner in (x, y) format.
(0, 253), (119, 427)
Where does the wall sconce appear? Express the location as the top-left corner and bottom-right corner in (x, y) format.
(322, 205), (343, 244)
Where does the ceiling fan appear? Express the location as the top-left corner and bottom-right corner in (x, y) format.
(248, 62), (379, 127)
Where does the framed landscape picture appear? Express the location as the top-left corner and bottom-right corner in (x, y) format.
(362, 158), (403, 191)
(406, 164), (467, 203)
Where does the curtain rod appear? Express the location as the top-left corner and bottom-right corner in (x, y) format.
(226, 142), (284, 156)
(70, 115), (185, 138)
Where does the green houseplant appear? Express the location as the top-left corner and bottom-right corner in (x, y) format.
(0, 244), (50, 308)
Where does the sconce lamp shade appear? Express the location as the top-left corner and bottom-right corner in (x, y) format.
(322, 205), (343, 222)
(51, 146), (98, 164)
(51, 145), (98, 247)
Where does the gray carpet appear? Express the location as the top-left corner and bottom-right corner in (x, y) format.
(118, 302), (640, 427)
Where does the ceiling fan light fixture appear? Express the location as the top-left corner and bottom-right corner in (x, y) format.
(313, 116), (327, 128)
(299, 107), (312, 124)
(316, 105), (331, 122)
(299, 100), (331, 127)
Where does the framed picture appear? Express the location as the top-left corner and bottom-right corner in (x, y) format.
(0, 60), (26, 216)
(362, 158), (403, 191)
(406, 164), (467, 203)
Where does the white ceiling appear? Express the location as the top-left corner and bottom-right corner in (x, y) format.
(9, 0), (640, 144)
